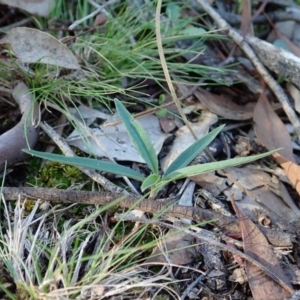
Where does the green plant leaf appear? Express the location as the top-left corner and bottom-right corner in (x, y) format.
(23, 150), (145, 181)
(180, 25), (206, 36)
(164, 125), (225, 177)
(166, 3), (180, 23)
(115, 98), (158, 174)
(156, 149), (279, 190)
(141, 174), (160, 192)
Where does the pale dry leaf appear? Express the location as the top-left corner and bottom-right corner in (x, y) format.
(242, 187), (296, 221)
(69, 105), (110, 125)
(191, 172), (229, 197)
(67, 113), (168, 163)
(161, 111), (218, 171)
(145, 227), (196, 265)
(232, 200), (293, 300)
(0, 0), (54, 17)
(227, 166), (271, 190)
(229, 268), (247, 284)
(224, 167), (298, 222)
(0, 27), (80, 69)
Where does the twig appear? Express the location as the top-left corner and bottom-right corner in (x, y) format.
(68, 0), (117, 30)
(0, 186), (293, 247)
(195, 0), (300, 141)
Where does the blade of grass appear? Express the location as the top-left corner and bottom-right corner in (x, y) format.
(164, 125), (225, 177)
(156, 149), (279, 190)
(23, 149), (145, 181)
(115, 98), (158, 174)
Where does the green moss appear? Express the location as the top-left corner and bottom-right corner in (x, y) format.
(27, 158), (92, 189)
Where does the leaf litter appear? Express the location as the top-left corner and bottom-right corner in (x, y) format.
(0, 0), (54, 17)
(0, 27), (81, 69)
(67, 107), (169, 163)
(0, 1), (300, 299)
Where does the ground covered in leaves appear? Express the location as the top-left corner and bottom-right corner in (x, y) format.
(0, 1), (300, 299)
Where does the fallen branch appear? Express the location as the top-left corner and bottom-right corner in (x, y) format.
(0, 187), (293, 247)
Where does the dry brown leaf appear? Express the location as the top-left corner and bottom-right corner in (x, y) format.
(254, 92), (294, 161)
(195, 88), (254, 120)
(0, 0), (54, 17)
(94, 14), (107, 27)
(253, 93), (300, 194)
(232, 200), (293, 299)
(159, 117), (177, 133)
(0, 27), (80, 69)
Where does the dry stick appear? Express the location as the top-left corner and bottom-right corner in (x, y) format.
(196, 0), (300, 140)
(0, 186), (292, 247)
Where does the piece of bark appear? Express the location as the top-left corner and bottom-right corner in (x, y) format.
(246, 35), (300, 90)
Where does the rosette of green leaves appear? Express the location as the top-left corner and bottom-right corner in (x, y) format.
(24, 99), (277, 195)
